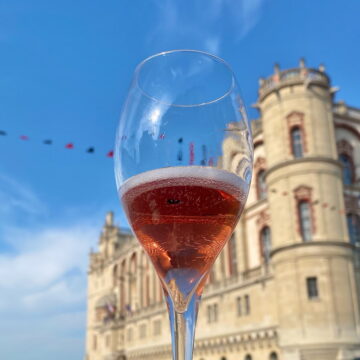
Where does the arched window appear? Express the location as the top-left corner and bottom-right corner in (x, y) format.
(209, 268), (216, 283)
(129, 253), (137, 310)
(347, 213), (360, 245)
(144, 273), (150, 307)
(339, 153), (354, 185)
(228, 235), (238, 276)
(112, 265), (118, 287)
(120, 260), (127, 313)
(291, 126), (303, 158)
(220, 357), (227, 360)
(260, 227), (272, 263)
(256, 169), (267, 200)
(245, 354), (252, 360)
(270, 351), (278, 360)
(298, 201), (312, 242)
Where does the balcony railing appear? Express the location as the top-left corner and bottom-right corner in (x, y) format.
(259, 67), (330, 101)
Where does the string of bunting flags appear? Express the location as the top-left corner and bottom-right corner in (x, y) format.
(0, 130), (114, 158)
(0, 131), (218, 166)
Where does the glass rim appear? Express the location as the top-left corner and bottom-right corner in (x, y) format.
(134, 49), (236, 108)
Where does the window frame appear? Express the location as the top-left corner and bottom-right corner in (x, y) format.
(290, 126), (304, 158)
(207, 303), (218, 323)
(347, 213), (360, 245)
(256, 169), (267, 200)
(244, 294), (250, 315)
(260, 226), (272, 263)
(306, 277), (319, 300)
(339, 153), (355, 185)
(236, 296), (242, 317)
(228, 235), (238, 276)
(93, 334), (97, 351)
(298, 200), (313, 242)
(153, 319), (162, 336)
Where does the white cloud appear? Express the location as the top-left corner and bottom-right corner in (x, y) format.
(204, 36), (221, 55)
(0, 174), (45, 217)
(0, 225), (97, 289)
(0, 174), (101, 359)
(0, 223), (98, 314)
(149, 0), (266, 54)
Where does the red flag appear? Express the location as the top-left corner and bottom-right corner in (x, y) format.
(107, 150), (114, 158)
(65, 143), (74, 149)
(20, 135), (29, 140)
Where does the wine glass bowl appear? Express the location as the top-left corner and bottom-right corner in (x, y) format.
(115, 50), (253, 360)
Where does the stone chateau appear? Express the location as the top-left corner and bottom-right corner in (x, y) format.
(85, 60), (360, 360)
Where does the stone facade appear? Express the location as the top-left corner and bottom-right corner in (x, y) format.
(85, 60), (360, 360)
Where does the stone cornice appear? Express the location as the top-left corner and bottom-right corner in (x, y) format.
(265, 156), (342, 179)
(126, 326), (278, 358)
(271, 240), (354, 258)
(258, 67), (330, 102)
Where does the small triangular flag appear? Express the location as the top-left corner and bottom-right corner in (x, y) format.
(65, 143), (74, 149)
(20, 135), (29, 140)
(107, 150), (114, 158)
(87, 147), (95, 153)
(43, 139), (52, 145)
(0, 130), (7, 136)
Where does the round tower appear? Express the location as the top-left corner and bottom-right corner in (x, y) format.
(257, 59), (360, 360)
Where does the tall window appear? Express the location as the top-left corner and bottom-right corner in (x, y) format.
(106, 334), (111, 347)
(260, 227), (272, 263)
(245, 355), (252, 360)
(236, 296), (242, 317)
(112, 265), (118, 287)
(244, 295), (250, 315)
(209, 268), (216, 283)
(228, 235), (238, 276)
(207, 304), (218, 323)
(270, 352), (278, 360)
(153, 319), (162, 336)
(213, 304), (218, 322)
(298, 201), (312, 242)
(143, 274), (150, 307)
(139, 324), (147, 339)
(291, 126), (303, 158)
(306, 277), (319, 299)
(127, 328), (133, 342)
(347, 213), (360, 245)
(339, 154), (354, 185)
(257, 170), (267, 200)
(120, 260), (126, 312)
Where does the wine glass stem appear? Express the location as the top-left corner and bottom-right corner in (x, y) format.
(166, 293), (201, 360)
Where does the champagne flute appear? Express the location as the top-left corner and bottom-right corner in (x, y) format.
(114, 50), (253, 360)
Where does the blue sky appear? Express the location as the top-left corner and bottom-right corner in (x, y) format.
(0, 0), (359, 359)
